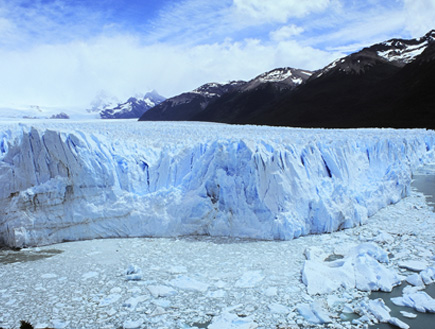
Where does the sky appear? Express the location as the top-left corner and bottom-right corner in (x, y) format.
(0, 0), (434, 108)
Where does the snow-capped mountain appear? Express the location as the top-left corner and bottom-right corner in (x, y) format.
(255, 30), (435, 129)
(87, 90), (121, 114)
(99, 90), (166, 119)
(139, 81), (246, 121)
(141, 30), (435, 129)
(242, 67), (312, 91)
(314, 29), (435, 77)
(139, 68), (312, 122)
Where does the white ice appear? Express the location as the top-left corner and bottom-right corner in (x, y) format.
(1, 120), (435, 328)
(1, 120), (434, 247)
(355, 299), (410, 329)
(208, 311), (257, 329)
(302, 242), (403, 295)
(297, 302), (332, 324)
(391, 291), (435, 313)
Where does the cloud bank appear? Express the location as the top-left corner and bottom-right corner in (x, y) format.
(0, 0), (433, 108)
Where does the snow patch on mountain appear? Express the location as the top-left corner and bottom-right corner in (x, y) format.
(99, 91), (166, 119)
(0, 120), (434, 247)
(242, 67), (312, 91)
(315, 30), (435, 77)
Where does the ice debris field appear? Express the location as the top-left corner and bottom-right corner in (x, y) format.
(0, 120), (435, 328)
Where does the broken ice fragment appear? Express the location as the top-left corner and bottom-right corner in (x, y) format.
(297, 302), (332, 324)
(398, 260), (429, 272)
(208, 311), (257, 329)
(234, 271), (264, 288)
(391, 291), (435, 313)
(125, 264), (142, 281)
(123, 318), (144, 329)
(147, 285), (178, 298)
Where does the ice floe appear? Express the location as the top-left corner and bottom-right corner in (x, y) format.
(302, 242), (403, 295)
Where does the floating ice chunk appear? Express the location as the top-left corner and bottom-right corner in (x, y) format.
(391, 291), (435, 313)
(125, 264), (142, 281)
(303, 243), (403, 295)
(388, 317), (410, 329)
(400, 311), (417, 318)
(297, 302), (332, 324)
(168, 265), (188, 274)
(357, 299), (410, 329)
(354, 254), (402, 292)
(327, 295), (347, 308)
(373, 230), (395, 244)
(147, 285), (178, 298)
(123, 295), (147, 310)
(302, 258), (354, 295)
(304, 246), (328, 261)
(399, 260), (429, 272)
(207, 290), (227, 298)
(406, 273), (425, 287)
(208, 311), (257, 329)
(170, 275), (209, 292)
(41, 273), (58, 279)
(111, 287), (122, 294)
(263, 287), (277, 296)
(153, 298), (171, 308)
(420, 266), (435, 285)
(364, 299), (391, 322)
(51, 319), (70, 329)
(123, 318), (144, 329)
(348, 243), (390, 263)
(234, 271), (265, 288)
(82, 271), (98, 280)
(268, 303), (289, 314)
(99, 293), (121, 307)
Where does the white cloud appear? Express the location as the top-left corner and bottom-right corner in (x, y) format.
(270, 25), (304, 42)
(0, 34), (340, 107)
(299, 1), (410, 53)
(0, 0), (429, 108)
(231, 0), (331, 24)
(403, 0), (435, 37)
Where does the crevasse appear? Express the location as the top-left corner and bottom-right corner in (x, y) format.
(0, 121), (434, 247)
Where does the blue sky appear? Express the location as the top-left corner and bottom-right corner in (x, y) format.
(0, 0), (434, 107)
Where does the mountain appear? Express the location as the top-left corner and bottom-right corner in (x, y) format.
(191, 68), (312, 123)
(139, 81), (246, 121)
(140, 30), (435, 129)
(139, 68), (311, 122)
(99, 90), (166, 119)
(252, 30), (435, 128)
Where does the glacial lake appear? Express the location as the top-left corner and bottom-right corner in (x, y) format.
(368, 166), (435, 329)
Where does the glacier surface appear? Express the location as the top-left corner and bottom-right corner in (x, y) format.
(0, 120), (434, 247)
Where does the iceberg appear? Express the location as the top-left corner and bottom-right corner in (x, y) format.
(0, 120), (434, 247)
(302, 243), (404, 295)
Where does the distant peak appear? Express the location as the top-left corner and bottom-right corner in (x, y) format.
(425, 29), (435, 39)
(250, 67), (312, 86)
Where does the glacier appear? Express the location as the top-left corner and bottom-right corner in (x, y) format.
(0, 120), (434, 248)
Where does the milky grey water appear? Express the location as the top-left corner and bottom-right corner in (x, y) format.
(368, 166), (435, 329)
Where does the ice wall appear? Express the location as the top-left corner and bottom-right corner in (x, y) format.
(0, 121), (434, 247)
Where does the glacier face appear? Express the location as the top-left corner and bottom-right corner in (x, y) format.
(0, 120), (434, 247)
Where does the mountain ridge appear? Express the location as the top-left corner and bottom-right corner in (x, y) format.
(139, 30), (435, 129)
(139, 67), (312, 122)
(98, 90), (166, 119)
